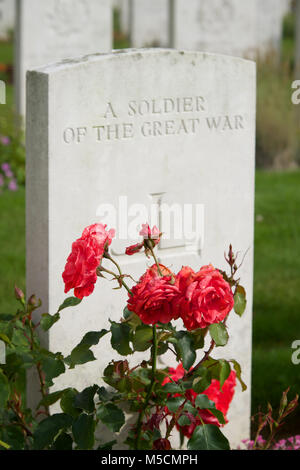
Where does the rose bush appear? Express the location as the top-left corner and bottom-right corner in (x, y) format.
(0, 223), (248, 451)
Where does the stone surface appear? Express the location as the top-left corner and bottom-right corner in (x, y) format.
(130, 0), (169, 47)
(26, 49), (256, 448)
(15, 0), (112, 116)
(172, 0), (288, 59)
(0, 0), (15, 39)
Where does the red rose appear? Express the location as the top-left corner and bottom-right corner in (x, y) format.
(174, 265), (234, 330)
(127, 264), (179, 325)
(62, 223), (115, 299)
(163, 363), (236, 438)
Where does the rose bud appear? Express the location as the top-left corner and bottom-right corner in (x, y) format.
(14, 285), (25, 302)
(153, 438), (171, 450)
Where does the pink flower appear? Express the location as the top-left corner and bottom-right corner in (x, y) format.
(8, 179), (18, 191)
(0, 136), (10, 146)
(1, 163), (10, 172)
(62, 223), (115, 299)
(139, 224), (160, 243)
(125, 223), (161, 256)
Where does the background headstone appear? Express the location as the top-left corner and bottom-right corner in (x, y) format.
(171, 0), (290, 59)
(130, 0), (169, 47)
(256, 0), (287, 58)
(171, 0), (257, 58)
(27, 49), (256, 448)
(0, 0), (15, 40)
(15, 0), (112, 116)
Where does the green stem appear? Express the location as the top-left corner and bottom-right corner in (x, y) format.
(102, 253), (133, 295)
(135, 324), (158, 450)
(148, 245), (163, 276)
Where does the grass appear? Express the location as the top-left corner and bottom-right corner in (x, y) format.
(0, 188), (25, 313)
(252, 170), (300, 436)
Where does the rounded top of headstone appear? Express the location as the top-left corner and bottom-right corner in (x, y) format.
(27, 48), (256, 76)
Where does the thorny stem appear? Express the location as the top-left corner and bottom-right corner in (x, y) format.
(135, 324), (158, 450)
(165, 399), (188, 439)
(28, 318), (50, 416)
(185, 339), (216, 378)
(99, 265), (133, 295)
(9, 401), (33, 438)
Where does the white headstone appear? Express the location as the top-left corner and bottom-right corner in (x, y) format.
(172, 0), (257, 58)
(0, 0), (15, 39)
(172, 0), (288, 59)
(131, 0), (169, 47)
(26, 49), (255, 448)
(15, 0), (112, 116)
(257, 0), (285, 57)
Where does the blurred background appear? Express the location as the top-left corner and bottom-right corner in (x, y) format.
(0, 0), (299, 440)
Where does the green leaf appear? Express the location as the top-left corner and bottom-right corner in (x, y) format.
(60, 388), (80, 418)
(58, 297), (82, 312)
(191, 330), (206, 350)
(0, 333), (11, 344)
(194, 395), (226, 426)
(123, 306), (132, 319)
(79, 329), (108, 347)
(234, 286), (247, 317)
(97, 387), (118, 403)
(34, 413), (73, 449)
(74, 385), (98, 413)
(72, 413), (95, 450)
(188, 424), (230, 450)
(41, 313), (60, 331)
(209, 323), (229, 347)
(209, 409), (226, 425)
(219, 360), (231, 389)
(65, 344), (96, 369)
(195, 395), (216, 409)
(110, 322), (132, 356)
(52, 432), (73, 450)
(175, 331), (196, 370)
(0, 370), (10, 408)
(41, 355), (65, 387)
(132, 325), (153, 352)
(97, 403), (125, 432)
(178, 414), (191, 426)
(166, 396), (185, 413)
(38, 389), (67, 408)
(162, 382), (183, 394)
(230, 359), (247, 391)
